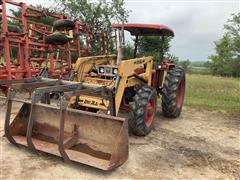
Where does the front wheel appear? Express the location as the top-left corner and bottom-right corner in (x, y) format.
(129, 86), (157, 136)
(162, 67), (185, 118)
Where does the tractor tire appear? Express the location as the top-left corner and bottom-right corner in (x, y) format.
(129, 86), (157, 136)
(45, 33), (68, 45)
(53, 19), (75, 31)
(162, 67), (185, 118)
(7, 25), (21, 33)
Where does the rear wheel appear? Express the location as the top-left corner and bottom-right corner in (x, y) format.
(162, 67), (185, 118)
(129, 86), (157, 136)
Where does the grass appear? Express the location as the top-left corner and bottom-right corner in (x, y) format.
(189, 66), (210, 75)
(185, 74), (240, 115)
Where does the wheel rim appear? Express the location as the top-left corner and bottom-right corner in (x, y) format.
(176, 79), (185, 108)
(145, 98), (156, 127)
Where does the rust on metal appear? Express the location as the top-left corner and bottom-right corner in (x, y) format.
(3, 78), (128, 171)
(6, 103), (128, 170)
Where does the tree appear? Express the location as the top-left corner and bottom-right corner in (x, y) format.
(209, 13), (240, 77)
(123, 42), (134, 59)
(165, 53), (179, 63)
(178, 59), (191, 71)
(9, 5), (55, 26)
(52, 0), (130, 54)
(137, 36), (173, 63)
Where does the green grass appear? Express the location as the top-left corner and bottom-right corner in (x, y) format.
(189, 66), (210, 75)
(185, 74), (240, 115)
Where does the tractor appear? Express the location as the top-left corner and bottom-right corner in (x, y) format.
(2, 23), (185, 171)
(69, 23), (186, 135)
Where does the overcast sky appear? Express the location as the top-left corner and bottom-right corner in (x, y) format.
(9, 0), (240, 61)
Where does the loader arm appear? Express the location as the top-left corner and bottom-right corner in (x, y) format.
(114, 56), (153, 115)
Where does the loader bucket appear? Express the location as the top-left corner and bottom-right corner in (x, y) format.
(5, 102), (128, 171)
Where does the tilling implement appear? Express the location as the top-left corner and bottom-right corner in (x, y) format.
(2, 23), (185, 170)
(0, 0), (91, 95)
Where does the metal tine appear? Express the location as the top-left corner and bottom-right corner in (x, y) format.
(33, 83), (83, 94)
(26, 91), (39, 153)
(63, 86), (111, 101)
(4, 88), (18, 146)
(0, 77), (60, 93)
(58, 96), (71, 163)
(0, 76), (42, 85)
(9, 80), (60, 89)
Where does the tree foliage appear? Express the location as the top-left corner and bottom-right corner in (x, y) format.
(165, 53), (179, 63)
(178, 59), (191, 71)
(123, 42), (134, 59)
(53, 0), (129, 26)
(209, 13), (240, 77)
(52, 0), (130, 54)
(137, 36), (173, 62)
(9, 5), (55, 26)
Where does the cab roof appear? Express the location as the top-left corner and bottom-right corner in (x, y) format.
(112, 23), (174, 37)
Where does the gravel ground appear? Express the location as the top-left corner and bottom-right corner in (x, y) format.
(0, 99), (239, 180)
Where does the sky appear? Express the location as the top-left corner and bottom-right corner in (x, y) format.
(6, 0), (240, 61)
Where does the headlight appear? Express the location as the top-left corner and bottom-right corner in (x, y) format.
(99, 67), (104, 73)
(113, 68), (118, 74)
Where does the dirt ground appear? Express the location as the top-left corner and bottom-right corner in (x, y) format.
(0, 99), (239, 180)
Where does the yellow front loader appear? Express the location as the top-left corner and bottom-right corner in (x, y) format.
(2, 23), (185, 170)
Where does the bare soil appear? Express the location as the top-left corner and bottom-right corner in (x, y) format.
(0, 100), (239, 180)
